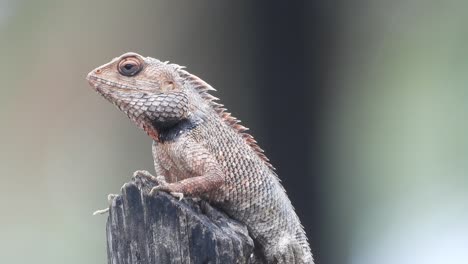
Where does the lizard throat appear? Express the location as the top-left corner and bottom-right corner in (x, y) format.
(155, 118), (199, 143)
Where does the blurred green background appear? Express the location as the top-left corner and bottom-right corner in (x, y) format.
(1, 1), (467, 263)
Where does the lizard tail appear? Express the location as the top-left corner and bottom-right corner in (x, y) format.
(265, 233), (314, 264)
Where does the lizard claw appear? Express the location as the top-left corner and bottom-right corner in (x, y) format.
(107, 193), (118, 203)
(149, 186), (184, 201)
(93, 193), (118, 216)
(133, 170), (168, 185)
(132, 170), (158, 183)
(170, 192), (184, 201)
(149, 186), (163, 196)
(149, 185), (170, 196)
(92, 208), (109, 215)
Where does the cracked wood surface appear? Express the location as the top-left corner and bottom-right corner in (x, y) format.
(106, 178), (262, 264)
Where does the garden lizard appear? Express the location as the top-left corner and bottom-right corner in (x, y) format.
(87, 52), (313, 264)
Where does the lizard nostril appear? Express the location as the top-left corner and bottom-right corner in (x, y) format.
(95, 69), (102, 74)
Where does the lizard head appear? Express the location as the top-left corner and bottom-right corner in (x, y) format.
(86, 52), (195, 140)
(87, 52), (274, 167)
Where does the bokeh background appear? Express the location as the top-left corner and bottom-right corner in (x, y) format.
(1, 1), (468, 263)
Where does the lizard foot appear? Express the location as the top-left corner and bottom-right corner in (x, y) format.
(149, 185), (184, 201)
(92, 193), (118, 216)
(133, 170), (167, 185)
(133, 170), (161, 183)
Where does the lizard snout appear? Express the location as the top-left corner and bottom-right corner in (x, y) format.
(86, 71), (100, 89)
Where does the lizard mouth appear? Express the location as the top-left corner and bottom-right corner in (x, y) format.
(86, 74), (136, 92)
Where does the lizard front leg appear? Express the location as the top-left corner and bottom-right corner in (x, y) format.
(132, 170), (167, 186)
(132, 169), (191, 199)
(132, 144), (170, 191)
(149, 170), (224, 199)
(150, 137), (225, 200)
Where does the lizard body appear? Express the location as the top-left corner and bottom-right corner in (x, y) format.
(87, 52), (313, 263)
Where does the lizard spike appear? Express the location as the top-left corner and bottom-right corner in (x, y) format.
(224, 115), (238, 124)
(177, 68), (275, 171)
(228, 120), (238, 126)
(202, 94), (219, 101)
(246, 138), (258, 144)
(234, 124), (248, 132)
(210, 102), (224, 107)
(222, 114), (232, 120)
(170, 63), (185, 69)
(243, 134), (254, 139)
(221, 114), (233, 121)
(227, 121), (237, 126)
(193, 84), (208, 90)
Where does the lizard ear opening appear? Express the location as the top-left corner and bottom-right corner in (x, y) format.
(161, 80), (175, 92)
(118, 57), (142, 76)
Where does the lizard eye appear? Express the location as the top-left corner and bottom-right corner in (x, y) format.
(118, 57), (142, 76)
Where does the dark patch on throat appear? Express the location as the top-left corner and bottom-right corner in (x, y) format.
(156, 117), (201, 143)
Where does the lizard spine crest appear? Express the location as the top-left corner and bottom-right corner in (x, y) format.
(175, 67), (275, 170)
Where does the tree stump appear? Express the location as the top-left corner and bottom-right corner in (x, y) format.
(105, 177), (262, 264)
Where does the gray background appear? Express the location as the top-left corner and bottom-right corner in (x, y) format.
(1, 1), (467, 263)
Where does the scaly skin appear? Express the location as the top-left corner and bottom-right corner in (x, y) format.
(87, 52), (313, 263)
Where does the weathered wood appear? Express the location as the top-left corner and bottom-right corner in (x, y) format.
(106, 177), (261, 264)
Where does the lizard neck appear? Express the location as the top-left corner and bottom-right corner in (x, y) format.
(142, 122), (160, 142)
(153, 113), (205, 143)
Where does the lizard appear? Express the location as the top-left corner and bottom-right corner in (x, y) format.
(87, 52), (314, 264)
